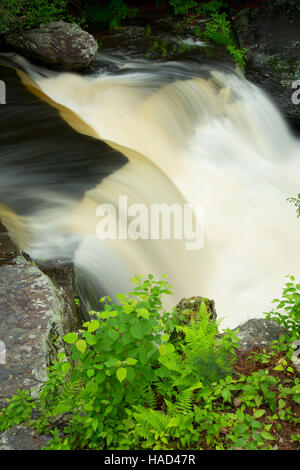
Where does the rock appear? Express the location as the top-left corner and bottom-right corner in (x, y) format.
(233, 0), (300, 126)
(0, 425), (50, 450)
(291, 340), (300, 374)
(176, 296), (217, 322)
(6, 21), (98, 71)
(0, 222), (81, 402)
(233, 318), (286, 351)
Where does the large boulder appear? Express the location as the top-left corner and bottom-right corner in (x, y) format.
(233, 318), (286, 351)
(6, 21), (98, 71)
(233, 0), (300, 126)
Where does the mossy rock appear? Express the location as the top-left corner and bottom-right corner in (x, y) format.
(176, 296), (217, 323)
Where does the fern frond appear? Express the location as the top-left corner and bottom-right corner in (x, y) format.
(143, 386), (157, 409)
(134, 406), (172, 436)
(159, 351), (183, 372)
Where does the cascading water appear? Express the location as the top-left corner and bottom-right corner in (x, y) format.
(1, 53), (299, 329)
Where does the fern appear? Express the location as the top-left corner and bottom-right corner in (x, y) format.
(134, 406), (173, 437)
(143, 385), (157, 410)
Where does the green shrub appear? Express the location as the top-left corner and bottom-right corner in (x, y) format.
(0, 0), (68, 35)
(265, 275), (300, 353)
(227, 45), (247, 70)
(196, 0), (227, 15)
(169, 0), (197, 16)
(1, 275), (299, 450)
(86, 0), (137, 30)
(202, 12), (231, 46)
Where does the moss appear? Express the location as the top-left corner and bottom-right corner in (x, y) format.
(267, 55), (300, 77)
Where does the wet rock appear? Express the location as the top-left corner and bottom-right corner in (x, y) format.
(6, 21), (98, 71)
(233, 318), (286, 351)
(233, 0), (300, 126)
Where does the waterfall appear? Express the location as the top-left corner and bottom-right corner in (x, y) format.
(1, 53), (300, 329)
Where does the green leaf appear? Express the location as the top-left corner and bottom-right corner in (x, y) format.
(130, 325), (143, 339)
(116, 293), (126, 300)
(87, 369), (94, 378)
(116, 367), (127, 383)
(261, 431), (276, 441)
(137, 308), (150, 319)
(104, 358), (118, 368)
(63, 332), (78, 344)
(254, 409), (266, 418)
(95, 371), (106, 384)
(107, 329), (119, 341)
(84, 332), (97, 345)
(76, 339), (87, 353)
(125, 358), (138, 365)
(87, 320), (100, 333)
(278, 399), (286, 409)
(92, 419), (98, 432)
(159, 345), (167, 356)
(61, 362), (71, 375)
(221, 389), (231, 402)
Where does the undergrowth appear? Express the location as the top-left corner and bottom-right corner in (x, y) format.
(0, 274), (299, 450)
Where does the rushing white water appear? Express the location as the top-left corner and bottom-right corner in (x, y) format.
(3, 54), (300, 328)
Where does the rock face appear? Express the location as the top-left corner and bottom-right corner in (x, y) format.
(0, 425), (50, 450)
(233, 318), (286, 351)
(0, 222), (81, 403)
(233, 0), (300, 126)
(6, 21), (98, 71)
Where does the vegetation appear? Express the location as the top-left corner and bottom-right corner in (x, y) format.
(288, 193), (300, 219)
(0, 273), (299, 450)
(0, 0), (69, 34)
(0, 1), (247, 69)
(85, 0), (138, 31)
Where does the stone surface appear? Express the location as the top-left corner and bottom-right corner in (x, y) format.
(0, 222), (81, 402)
(233, 0), (300, 126)
(0, 425), (50, 450)
(6, 21), (98, 71)
(233, 318), (286, 351)
(291, 340), (300, 374)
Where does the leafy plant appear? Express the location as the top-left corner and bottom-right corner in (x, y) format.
(288, 193), (300, 218)
(0, 0), (68, 34)
(37, 275), (180, 449)
(227, 45), (247, 70)
(1, 275), (299, 451)
(0, 389), (35, 431)
(196, 1), (227, 16)
(169, 0), (197, 16)
(86, 0), (137, 31)
(265, 275), (300, 348)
